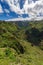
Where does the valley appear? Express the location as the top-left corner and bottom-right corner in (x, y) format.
(0, 21), (43, 65)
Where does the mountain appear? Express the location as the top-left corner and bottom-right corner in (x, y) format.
(0, 20), (43, 65)
(0, 0), (43, 20)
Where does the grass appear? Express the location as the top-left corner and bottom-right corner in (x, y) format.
(0, 41), (43, 65)
(0, 21), (43, 65)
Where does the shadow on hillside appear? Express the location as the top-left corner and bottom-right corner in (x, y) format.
(10, 41), (25, 54)
(25, 27), (43, 46)
(1, 40), (25, 54)
(2, 39), (25, 54)
(0, 26), (25, 54)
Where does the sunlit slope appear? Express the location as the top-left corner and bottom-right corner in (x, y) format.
(0, 21), (43, 65)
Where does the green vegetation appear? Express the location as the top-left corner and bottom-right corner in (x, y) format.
(0, 21), (43, 65)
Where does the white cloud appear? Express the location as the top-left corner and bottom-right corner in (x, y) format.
(4, 0), (43, 16)
(5, 17), (32, 21)
(4, 0), (24, 14)
(5, 16), (43, 21)
(4, 9), (10, 13)
(0, 4), (3, 13)
(0, 0), (43, 20)
(1, 0), (4, 2)
(23, 0), (43, 16)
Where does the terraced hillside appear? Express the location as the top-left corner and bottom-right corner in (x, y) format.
(0, 21), (43, 65)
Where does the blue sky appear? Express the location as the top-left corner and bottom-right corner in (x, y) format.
(0, 0), (18, 20)
(0, 0), (43, 21)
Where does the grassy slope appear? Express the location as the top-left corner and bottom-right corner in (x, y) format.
(0, 41), (43, 65)
(0, 21), (43, 65)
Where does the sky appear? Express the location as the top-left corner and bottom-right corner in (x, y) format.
(0, 0), (43, 21)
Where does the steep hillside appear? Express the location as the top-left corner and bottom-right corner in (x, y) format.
(0, 21), (43, 65)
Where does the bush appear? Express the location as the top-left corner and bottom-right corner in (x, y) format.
(5, 48), (11, 57)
